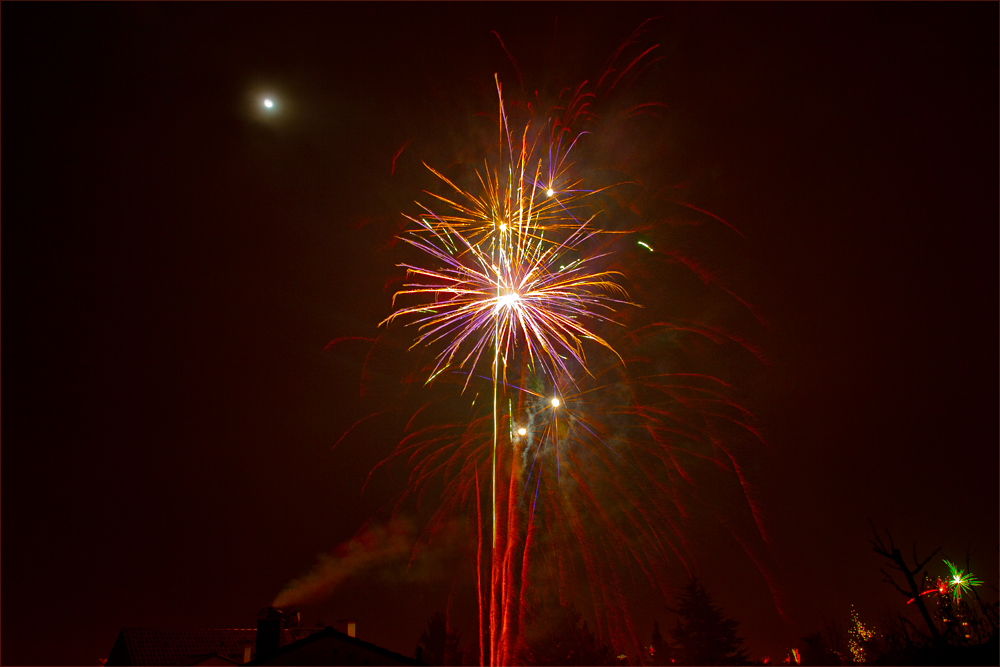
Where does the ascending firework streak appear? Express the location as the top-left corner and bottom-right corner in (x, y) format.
(382, 76), (633, 665)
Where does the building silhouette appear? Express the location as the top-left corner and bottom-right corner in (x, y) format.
(106, 608), (423, 666)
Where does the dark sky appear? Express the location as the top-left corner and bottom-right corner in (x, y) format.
(3, 3), (997, 666)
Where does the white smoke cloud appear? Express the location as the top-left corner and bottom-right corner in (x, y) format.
(273, 516), (465, 608)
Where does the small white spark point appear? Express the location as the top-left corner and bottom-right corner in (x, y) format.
(517, 427), (527, 436)
(546, 188), (554, 197)
(551, 397), (560, 407)
(263, 99), (274, 109)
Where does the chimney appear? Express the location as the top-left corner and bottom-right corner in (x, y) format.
(256, 607), (283, 662)
(336, 619), (357, 638)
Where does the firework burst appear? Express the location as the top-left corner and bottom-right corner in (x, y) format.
(943, 559), (983, 604)
(303, 21), (773, 666)
(382, 76), (632, 391)
(381, 75), (646, 665)
(907, 559), (985, 606)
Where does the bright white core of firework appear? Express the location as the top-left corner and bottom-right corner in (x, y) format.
(551, 397), (560, 407)
(496, 293), (520, 309)
(263, 99), (274, 109)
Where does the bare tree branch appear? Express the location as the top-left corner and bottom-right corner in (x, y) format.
(868, 520), (943, 647)
(913, 543), (941, 573)
(898, 614), (927, 643)
(879, 568), (912, 597)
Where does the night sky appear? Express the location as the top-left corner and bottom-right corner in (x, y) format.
(3, 3), (997, 666)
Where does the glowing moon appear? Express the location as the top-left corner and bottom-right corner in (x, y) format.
(263, 98), (274, 109)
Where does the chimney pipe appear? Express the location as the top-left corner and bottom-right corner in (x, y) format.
(256, 607), (283, 662)
(336, 619), (357, 638)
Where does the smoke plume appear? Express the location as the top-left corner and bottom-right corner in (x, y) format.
(273, 516), (462, 608)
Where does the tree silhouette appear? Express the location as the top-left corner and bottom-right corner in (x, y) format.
(520, 599), (616, 665)
(649, 620), (673, 665)
(417, 611), (462, 665)
(868, 520), (943, 647)
(667, 578), (750, 666)
(799, 631), (838, 666)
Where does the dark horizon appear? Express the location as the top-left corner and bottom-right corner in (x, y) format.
(3, 3), (998, 665)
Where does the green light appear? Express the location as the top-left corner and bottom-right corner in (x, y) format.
(943, 559), (983, 603)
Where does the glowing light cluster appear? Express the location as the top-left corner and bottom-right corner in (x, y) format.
(847, 606), (875, 664)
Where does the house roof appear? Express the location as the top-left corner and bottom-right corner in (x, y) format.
(107, 627), (322, 666)
(249, 627), (424, 666)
